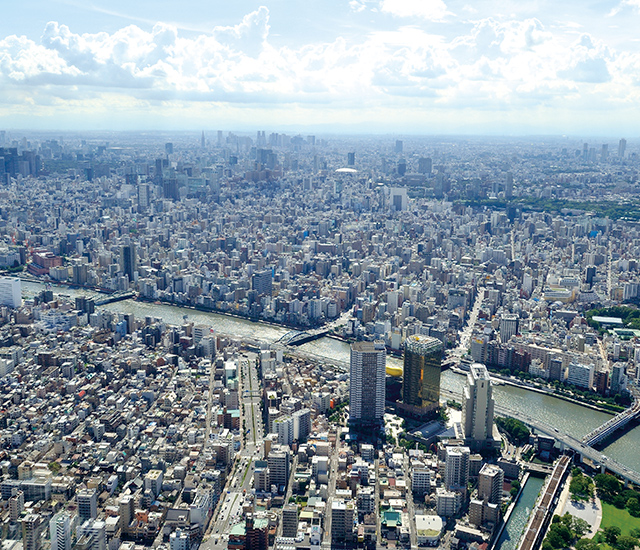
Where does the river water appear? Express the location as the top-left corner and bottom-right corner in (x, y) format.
(21, 281), (640, 471)
(495, 475), (545, 550)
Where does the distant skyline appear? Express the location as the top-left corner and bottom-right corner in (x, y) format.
(2, 0), (640, 134)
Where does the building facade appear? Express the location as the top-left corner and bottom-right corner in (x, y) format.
(349, 341), (386, 426)
(400, 335), (443, 418)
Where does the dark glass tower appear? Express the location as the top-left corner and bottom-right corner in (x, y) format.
(400, 335), (443, 418)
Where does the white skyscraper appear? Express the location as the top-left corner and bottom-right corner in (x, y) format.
(0, 276), (21, 308)
(50, 512), (73, 550)
(462, 364), (495, 448)
(499, 314), (518, 343)
(349, 341), (386, 426)
(445, 446), (470, 491)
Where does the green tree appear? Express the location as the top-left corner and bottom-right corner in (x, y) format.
(616, 535), (638, 550)
(570, 473), (594, 501)
(546, 530), (565, 549)
(572, 518), (590, 537)
(594, 473), (622, 503)
(627, 497), (640, 518)
(495, 417), (531, 445)
(575, 538), (599, 550)
(603, 526), (621, 546)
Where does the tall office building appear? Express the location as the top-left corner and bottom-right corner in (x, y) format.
(499, 314), (518, 343)
(331, 500), (355, 542)
(137, 183), (150, 212)
(282, 504), (298, 537)
(478, 464), (504, 505)
(0, 276), (21, 308)
(22, 514), (44, 550)
(347, 152), (355, 166)
(397, 159), (407, 176)
(418, 157), (432, 174)
(462, 364), (495, 448)
(445, 446), (470, 492)
(120, 244), (136, 281)
(619, 138), (627, 158)
(267, 446), (290, 490)
(505, 172), (513, 199)
(349, 341), (386, 427)
(390, 187), (408, 211)
(72, 263), (88, 286)
(254, 461), (271, 492)
(400, 335), (443, 418)
(50, 511), (72, 550)
(394, 140), (403, 154)
(252, 269), (273, 296)
(77, 488), (98, 522)
(274, 416), (294, 446)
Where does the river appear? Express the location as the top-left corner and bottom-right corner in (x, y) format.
(495, 475), (545, 550)
(20, 281), (640, 471)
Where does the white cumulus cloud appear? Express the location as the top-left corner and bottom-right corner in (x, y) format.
(1, 5), (640, 131)
(379, 0), (453, 21)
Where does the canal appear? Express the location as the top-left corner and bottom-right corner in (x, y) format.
(21, 281), (640, 471)
(495, 475), (546, 550)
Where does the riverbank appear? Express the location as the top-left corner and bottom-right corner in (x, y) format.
(474, 368), (618, 417)
(135, 295), (326, 334)
(492, 474), (546, 550)
(494, 471), (531, 548)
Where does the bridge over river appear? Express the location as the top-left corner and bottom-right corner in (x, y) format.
(581, 384), (640, 447)
(496, 403), (640, 486)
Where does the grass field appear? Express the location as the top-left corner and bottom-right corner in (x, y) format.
(600, 502), (640, 536)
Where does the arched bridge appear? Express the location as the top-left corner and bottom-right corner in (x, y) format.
(275, 328), (329, 346)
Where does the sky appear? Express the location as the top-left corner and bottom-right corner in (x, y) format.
(1, 0), (640, 134)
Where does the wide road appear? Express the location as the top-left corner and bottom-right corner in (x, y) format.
(200, 352), (265, 550)
(450, 287), (485, 360)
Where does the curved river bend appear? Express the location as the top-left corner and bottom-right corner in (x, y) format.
(22, 282), (640, 472)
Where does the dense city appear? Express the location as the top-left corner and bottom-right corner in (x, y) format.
(2, 130), (640, 550)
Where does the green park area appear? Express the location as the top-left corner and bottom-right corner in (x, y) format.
(601, 502), (640, 536)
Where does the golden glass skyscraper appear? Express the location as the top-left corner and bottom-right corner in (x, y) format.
(400, 335), (443, 418)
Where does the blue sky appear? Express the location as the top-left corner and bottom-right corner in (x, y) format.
(1, 0), (640, 134)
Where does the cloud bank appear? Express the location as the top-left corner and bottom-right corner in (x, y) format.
(1, 3), (639, 132)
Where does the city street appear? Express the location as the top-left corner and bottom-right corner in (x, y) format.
(200, 352), (264, 550)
